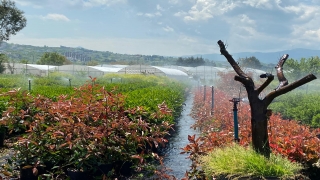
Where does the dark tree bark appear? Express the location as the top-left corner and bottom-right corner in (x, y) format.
(217, 40), (317, 158)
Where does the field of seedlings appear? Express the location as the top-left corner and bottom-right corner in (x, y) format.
(0, 73), (188, 180)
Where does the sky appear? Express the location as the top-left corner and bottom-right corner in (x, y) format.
(5, 0), (320, 56)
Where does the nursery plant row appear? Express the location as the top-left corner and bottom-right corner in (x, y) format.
(0, 73), (187, 179)
(182, 84), (320, 179)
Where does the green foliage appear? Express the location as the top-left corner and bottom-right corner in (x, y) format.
(19, 59), (28, 64)
(0, 74), (25, 89)
(238, 56), (262, 69)
(0, 74), (187, 135)
(285, 56), (320, 81)
(0, 75), (186, 178)
(176, 56), (205, 67)
(270, 92), (320, 127)
(0, 0), (27, 41)
(200, 144), (302, 179)
(6, 81), (175, 178)
(37, 52), (71, 66)
(86, 60), (99, 66)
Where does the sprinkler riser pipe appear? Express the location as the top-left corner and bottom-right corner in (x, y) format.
(233, 108), (239, 141)
(28, 80), (31, 91)
(211, 86), (214, 110)
(203, 85), (206, 101)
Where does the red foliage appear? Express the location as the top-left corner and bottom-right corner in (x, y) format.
(184, 86), (320, 167)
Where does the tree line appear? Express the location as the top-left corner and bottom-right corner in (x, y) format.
(176, 56), (216, 67)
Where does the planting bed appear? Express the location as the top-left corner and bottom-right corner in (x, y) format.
(0, 74), (188, 179)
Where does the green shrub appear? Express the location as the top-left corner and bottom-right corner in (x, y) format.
(270, 92), (320, 127)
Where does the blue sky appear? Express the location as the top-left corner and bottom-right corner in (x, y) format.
(6, 0), (320, 56)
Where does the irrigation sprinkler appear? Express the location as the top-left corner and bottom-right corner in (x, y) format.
(111, 78), (122, 83)
(28, 79), (31, 91)
(203, 85), (206, 101)
(230, 97), (240, 142)
(211, 86), (214, 115)
(69, 79), (71, 88)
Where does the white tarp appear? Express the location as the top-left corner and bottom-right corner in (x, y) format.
(89, 66), (122, 73)
(152, 66), (188, 76)
(27, 64), (57, 70)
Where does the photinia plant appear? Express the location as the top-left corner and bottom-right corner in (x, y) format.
(6, 78), (176, 178)
(182, 81), (320, 179)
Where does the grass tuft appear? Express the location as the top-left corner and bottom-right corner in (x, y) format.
(200, 143), (303, 179)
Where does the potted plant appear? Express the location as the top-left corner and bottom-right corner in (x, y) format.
(11, 138), (40, 180)
(0, 125), (6, 147)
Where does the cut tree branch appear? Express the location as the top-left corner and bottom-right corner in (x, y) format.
(264, 74), (317, 106)
(275, 54), (289, 90)
(217, 40), (247, 78)
(256, 74), (274, 94)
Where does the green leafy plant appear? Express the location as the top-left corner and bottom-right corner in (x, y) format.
(0, 88), (34, 134)
(8, 78), (177, 178)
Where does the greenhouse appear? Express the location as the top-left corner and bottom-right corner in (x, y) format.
(117, 65), (188, 77)
(3, 63), (57, 76)
(3, 64), (188, 79)
(2, 63), (266, 82)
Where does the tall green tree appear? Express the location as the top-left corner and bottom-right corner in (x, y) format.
(285, 56), (320, 80)
(0, 0), (27, 41)
(176, 56), (205, 67)
(37, 52), (71, 66)
(238, 56), (262, 69)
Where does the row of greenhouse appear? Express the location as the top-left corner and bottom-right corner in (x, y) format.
(3, 63), (267, 81)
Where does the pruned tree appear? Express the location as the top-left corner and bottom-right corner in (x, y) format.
(217, 40), (317, 158)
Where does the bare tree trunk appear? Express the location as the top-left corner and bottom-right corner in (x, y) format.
(251, 101), (270, 157)
(217, 40), (317, 158)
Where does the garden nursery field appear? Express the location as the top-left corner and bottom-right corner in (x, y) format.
(0, 71), (319, 180)
(0, 73), (187, 180)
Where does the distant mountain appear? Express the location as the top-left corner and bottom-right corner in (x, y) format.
(189, 48), (320, 64)
(0, 42), (177, 66)
(2, 42), (320, 66)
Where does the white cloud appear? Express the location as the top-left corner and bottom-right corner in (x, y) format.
(156, 4), (164, 11)
(41, 14), (70, 22)
(137, 12), (162, 18)
(163, 26), (174, 32)
(284, 4), (319, 21)
(82, 0), (127, 7)
(243, 0), (282, 9)
(239, 14), (255, 25)
(183, 0), (239, 21)
(305, 29), (320, 39)
(173, 11), (187, 17)
(15, 0), (127, 8)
